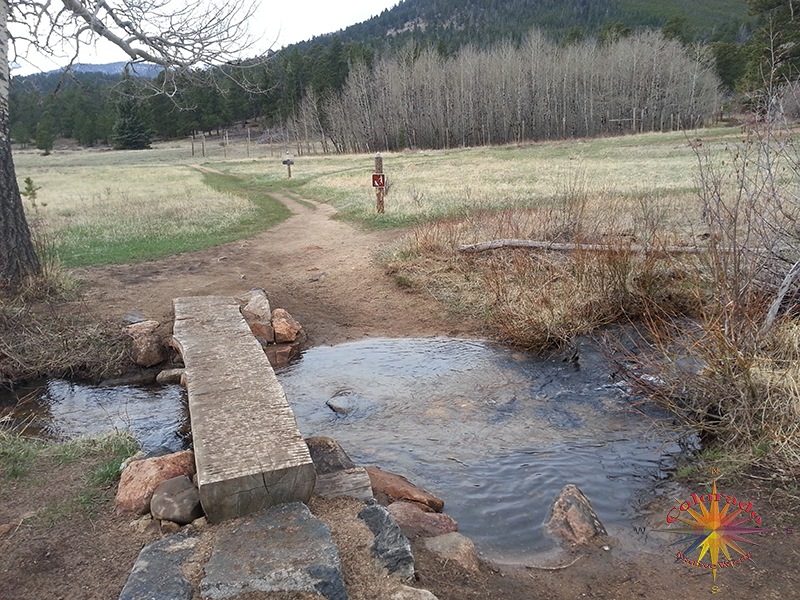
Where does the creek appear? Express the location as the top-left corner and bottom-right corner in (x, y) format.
(0, 335), (686, 563)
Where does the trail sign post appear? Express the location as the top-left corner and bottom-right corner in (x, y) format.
(374, 152), (385, 213)
(282, 152), (294, 179)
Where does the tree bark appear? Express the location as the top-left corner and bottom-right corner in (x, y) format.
(0, 0), (41, 287)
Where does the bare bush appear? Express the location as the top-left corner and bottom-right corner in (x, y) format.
(614, 96), (800, 469)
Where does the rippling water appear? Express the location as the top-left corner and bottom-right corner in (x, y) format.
(276, 337), (683, 561)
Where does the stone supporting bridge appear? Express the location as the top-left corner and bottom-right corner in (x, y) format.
(171, 295), (316, 523)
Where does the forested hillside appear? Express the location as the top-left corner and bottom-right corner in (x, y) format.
(302, 0), (749, 52)
(8, 0), (757, 153)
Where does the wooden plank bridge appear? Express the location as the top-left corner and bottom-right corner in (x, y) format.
(171, 296), (315, 523)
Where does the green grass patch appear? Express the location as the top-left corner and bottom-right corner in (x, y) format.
(53, 169), (290, 267)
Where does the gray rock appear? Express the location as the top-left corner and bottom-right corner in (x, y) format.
(156, 368), (185, 385)
(544, 484), (607, 545)
(305, 437), (358, 474)
(118, 531), (198, 600)
(122, 310), (148, 325)
(201, 502), (348, 600)
(357, 503), (415, 580)
(150, 475), (204, 525)
(326, 390), (375, 416)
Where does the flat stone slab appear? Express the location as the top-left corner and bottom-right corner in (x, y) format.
(118, 531), (198, 600)
(201, 502), (349, 600)
(315, 468), (374, 501)
(173, 296), (315, 523)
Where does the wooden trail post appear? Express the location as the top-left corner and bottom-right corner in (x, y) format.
(282, 152), (294, 178)
(373, 152), (385, 214)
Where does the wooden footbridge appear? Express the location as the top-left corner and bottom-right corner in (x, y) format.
(171, 296), (315, 523)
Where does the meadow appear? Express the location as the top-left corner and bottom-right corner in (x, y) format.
(12, 123), (800, 471)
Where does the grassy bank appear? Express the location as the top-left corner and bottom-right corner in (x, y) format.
(0, 430), (138, 523)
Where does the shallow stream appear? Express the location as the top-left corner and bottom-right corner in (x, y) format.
(1, 336), (684, 562)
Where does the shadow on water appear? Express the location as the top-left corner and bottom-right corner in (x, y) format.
(276, 336), (689, 562)
(1, 335), (690, 562)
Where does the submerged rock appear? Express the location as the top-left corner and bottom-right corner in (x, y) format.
(544, 484), (607, 545)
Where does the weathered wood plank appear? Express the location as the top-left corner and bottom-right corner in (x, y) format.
(172, 296), (315, 523)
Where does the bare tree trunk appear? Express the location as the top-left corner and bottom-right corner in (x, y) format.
(0, 0), (41, 287)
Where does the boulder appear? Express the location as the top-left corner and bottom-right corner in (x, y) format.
(248, 321), (275, 343)
(544, 484), (607, 545)
(115, 450), (196, 515)
(119, 451), (146, 473)
(125, 320), (167, 368)
(150, 475), (204, 524)
(358, 502), (415, 580)
(240, 290), (272, 322)
(423, 533), (480, 572)
(272, 308), (303, 343)
(156, 368), (185, 385)
(366, 466), (444, 512)
(201, 502), (348, 600)
(305, 436), (357, 474)
(118, 531), (198, 600)
(263, 342), (301, 367)
(388, 501), (458, 538)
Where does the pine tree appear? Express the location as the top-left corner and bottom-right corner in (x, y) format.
(35, 113), (54, 155)
(112, 71), (152, 150)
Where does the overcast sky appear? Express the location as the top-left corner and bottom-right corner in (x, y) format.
(11, 0), (400, 75)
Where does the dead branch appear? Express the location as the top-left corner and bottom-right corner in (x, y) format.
(458, 239), (711, 254)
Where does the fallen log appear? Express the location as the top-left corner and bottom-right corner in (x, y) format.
(457, 238), (711, 254)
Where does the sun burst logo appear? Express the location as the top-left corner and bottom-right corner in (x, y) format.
(656, 481), (775, 584)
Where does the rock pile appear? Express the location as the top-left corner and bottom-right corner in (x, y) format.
(236, 287), (305, 367)
(124, 288), (305, 375)
(115, 448), (205, 533)
(117, 438), (454, 600)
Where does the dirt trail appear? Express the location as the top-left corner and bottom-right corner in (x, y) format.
(75, 190), (480, 345)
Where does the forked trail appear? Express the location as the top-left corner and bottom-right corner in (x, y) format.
(75, 190), (479, 344)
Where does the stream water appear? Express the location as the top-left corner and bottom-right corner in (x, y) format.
(1, 335), (685, 563)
